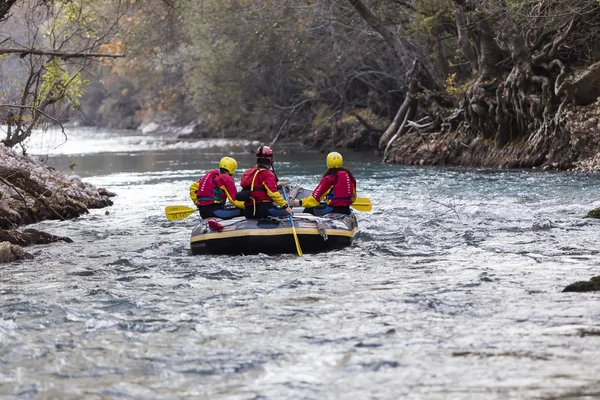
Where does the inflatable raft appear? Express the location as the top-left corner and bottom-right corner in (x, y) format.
(190, 211), (358, 255)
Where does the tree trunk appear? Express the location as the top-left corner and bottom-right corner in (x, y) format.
(348, 0), (444, 152)
(347, 0), (409, 62)
(454, 5), (478, 71)
(379, 61), (419, 150)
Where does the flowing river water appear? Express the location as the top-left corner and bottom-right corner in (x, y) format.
(1, 128), (600, 399)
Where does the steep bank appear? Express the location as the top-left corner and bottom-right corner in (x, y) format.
(0, 145), (114, 262)
(382, 98), (600, 172)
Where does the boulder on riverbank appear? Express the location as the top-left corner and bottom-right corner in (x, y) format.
(584, 208), (600, 219)
(0, 144), (114, 263)
(0, 228), (73, 246)
(0, 241), (32, 263)
(563, 276), (600, 292)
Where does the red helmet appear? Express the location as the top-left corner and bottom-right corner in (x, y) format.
(256, 145), (273, 158)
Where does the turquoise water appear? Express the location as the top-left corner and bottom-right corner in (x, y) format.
(1, 128), (600, 399)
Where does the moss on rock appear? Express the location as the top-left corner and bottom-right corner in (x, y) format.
(584, 208), (600, 219)
(563, 276), (600, 292)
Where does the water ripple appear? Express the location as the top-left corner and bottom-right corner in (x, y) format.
(3, 152), (600, 399)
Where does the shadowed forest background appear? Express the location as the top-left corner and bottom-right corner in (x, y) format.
(2, 0), (600, 170)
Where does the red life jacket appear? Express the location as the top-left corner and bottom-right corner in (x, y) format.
(196, 170), (226, 206)
(240, 168), (271, 204)
(328, 170), (356, 206)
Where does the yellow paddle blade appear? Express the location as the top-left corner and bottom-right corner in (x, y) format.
(351, 197), (372, 212)
(165, 205), (197, 221)
(290, 224), (303, 257)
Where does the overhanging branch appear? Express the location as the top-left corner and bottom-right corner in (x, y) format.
(0, 48), (125, 59)
(0, 104), (67, 145)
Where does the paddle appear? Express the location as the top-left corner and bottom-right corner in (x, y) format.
(165, 205), (197, 221)
(281, 183), (303, 257)
(352, 197), (372, 212)
(272, 162), (302, 257)
(166, 197), (372, 220)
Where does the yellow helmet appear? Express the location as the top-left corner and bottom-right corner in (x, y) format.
(219, 156), (237, 175)
(326, 152), (343, 169)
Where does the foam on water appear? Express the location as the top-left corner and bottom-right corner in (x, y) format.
(24, 126), (260, 156)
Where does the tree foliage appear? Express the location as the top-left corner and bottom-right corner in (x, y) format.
(2, 0), (600, 168)
(0, 0), (133, 149)
(173, 0), (418, 140)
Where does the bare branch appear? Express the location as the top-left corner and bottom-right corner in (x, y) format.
(351, 112), (385, 133)
(0, 48), (125, 59)
(270, 99), (310, 147)
(0, 104), (67, 144)
(0, 176), (28, 207)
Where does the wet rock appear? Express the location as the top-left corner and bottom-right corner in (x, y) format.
(563, 276), (600, 292)
(584, 208), (600, 219)
(98, 188), (116, 197)
(0, 241), (32, 263)
(572, 61), (600, 105)
(532, 218), (555, 231)
(0, 228), (73, 246)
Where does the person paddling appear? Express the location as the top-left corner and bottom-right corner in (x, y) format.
(190, 156), (244, 219)
(292, 151), (356, 216)
(238, 145), (293, 219)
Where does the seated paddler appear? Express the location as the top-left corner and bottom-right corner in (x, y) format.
(292, 151), (356, 216)
(189, 156), (244, 219)
(237, 145), (293, 219)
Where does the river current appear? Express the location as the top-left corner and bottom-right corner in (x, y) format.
(1, 128), (600, 399)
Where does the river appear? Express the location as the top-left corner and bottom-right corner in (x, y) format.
(1, 127), (600, 399)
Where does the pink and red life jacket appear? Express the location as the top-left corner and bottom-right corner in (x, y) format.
(240, 168), (274, 205)
(196, 170), (228, 206)
(313, 170), (356, 207)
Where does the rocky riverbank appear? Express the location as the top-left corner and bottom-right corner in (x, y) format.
(0, 145), (114, 263)
(381, 99), (600, 173)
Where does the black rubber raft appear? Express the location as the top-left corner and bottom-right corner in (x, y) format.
(190, 212), (359, 255)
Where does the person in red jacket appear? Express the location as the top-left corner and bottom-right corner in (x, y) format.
(189, 156), (244, 219)
(238, 145), (293, 219)
(292, 151), (356, 215)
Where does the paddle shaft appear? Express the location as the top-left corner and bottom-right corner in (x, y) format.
(273, 163), (303, 256)
(282, 189), (303, 256)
